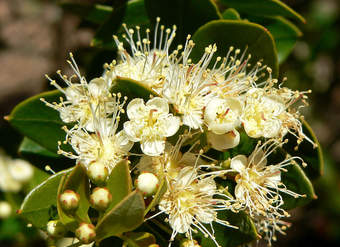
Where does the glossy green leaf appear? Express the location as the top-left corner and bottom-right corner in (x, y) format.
(222, 8), (241, 20)
(220, 0), (305, 23)
(25, 166), (50, 193)
(198, 211), (258, 247)
(191, 20), (279, 78)
(144, 0), (221, 44)
(120, 0), (150, 30)
(60, 1), (112, 24)
(8, 90), (69, 153)
(19, 168), (73, 228)
(265, 17), (302, 63)
(281, 162), (317, 210)
(19, 137), (73, 172)
(91, 0), (127, 49)
(96, 191), (145, 241)
(111, 77), (158, 100)
(57, 164), (91, 230)
(144, 177), (167, 216)
(106, 160), (132, 211)
(124, 232), (156, 247)
(283, 120), (324, 180)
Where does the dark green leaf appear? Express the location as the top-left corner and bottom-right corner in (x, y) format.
(191, 20), (279, 78)
(19, 168), (73, 228)
(265, 17), (302, 63)
(220, 0), (305, 23)
(91, 0), (127, 49)
(96, 191), (145, 241)
(144, 0), (221, 44)
(57, 164), (91, 230)
(19, 137), (73, 172)
(281, 162), (317, 210)
(111, 77), (158, 100)
(197, 211), (258, 247)
(124, 232), (156, 247)
(60, 1), (112, 24)
(283, 120), (324, 180)
(8, 90), (69, 153)
(222, 8), (241, 20)
(106, 159), (132, 211)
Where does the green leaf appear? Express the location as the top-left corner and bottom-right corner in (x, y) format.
(281, 162), (317, 210)
(19, 137), (73, 172)
(19, 168), (73, 228)
(265, 17), (302, 63)
(8, 90), (69, 153)
(57, 164), (91, 230)
(144, 0), (221, 44)
(91, 0), (127, 49)
(198, 211), (258, 247)
(191, 20), (279, 78)
(283, 120), (324, 180)
(60, 1), (112, 24)
(106, 160), (132, 211)
(96, 191), (145, 241)
(111, 77), (158, 100)
(25, 166), (50, 193)
(220, 0), (305, 23)
(120, 0), (150, 30)
(222, 8), (241, 20)
(124, 232), (156, 247)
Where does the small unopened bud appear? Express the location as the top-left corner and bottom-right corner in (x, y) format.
(90, 187), (112, 211)
(75, 223), (96, 244)
(87, 162), (109, 186)
(46, 220), (66, 238)
(59, 190), (80, 212)
(181, 239), (201, 247)
(0, 201), (12, 219)
(136, 172), (159, 196)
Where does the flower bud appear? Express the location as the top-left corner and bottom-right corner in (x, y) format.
(87, 162), (108, 186)
(0, 201), (11, 219)
(181, 239), (201, 247)
(136, 172), (159, 196)
(90, 187), (112, 211)
(46, 220), (66, 238)
(75, 223), (96, 244)
(59, 190), (80, 212)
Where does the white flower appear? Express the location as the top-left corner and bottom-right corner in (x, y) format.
(0, 201), (12, 219)
(158, 167), (236, 246)
(230, 140), (304, 218)
(207, 130), (240, 151)
(124, 97), (180, 156)
(41, 54), (114, 131)
(242, 88), (285, 138)
(8, 159), (34, 183)
(204, 97), (243, 135)
(161, 42), (217, 130)
(0, 155), (22, 192)
(58, 94), (133, 172)
(103, 18), (176, 90)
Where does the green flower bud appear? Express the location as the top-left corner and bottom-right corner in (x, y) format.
(59, 190), (80, 212)
(87, 162), (109, 186)
(90, 187), (112, 211)
(136, 172), (159, 196)
(75, 223), (96, 244)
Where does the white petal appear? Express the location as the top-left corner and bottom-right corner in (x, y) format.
(116, 130), (134, 152)
(230, 155), (248, 173)
(204, 98), (225, 123)
(176, 167), (196, 187)
(248, 149), (267, 168)
(88, 77), (107, 97)
(123, 121), (141, 142)
(126, 98), (145, 120)
(234, 183), (246, 201)
(163, 116), (180, 137)
(141, 139), (165, 156)
(262, 120), (281, 138)
(207, 130), (240, 151)
(146, 97), (169, 113)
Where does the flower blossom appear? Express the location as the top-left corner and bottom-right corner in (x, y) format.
(124, 97), (180, 156)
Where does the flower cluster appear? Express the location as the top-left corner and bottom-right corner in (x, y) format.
(42, 19), (315, 246)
